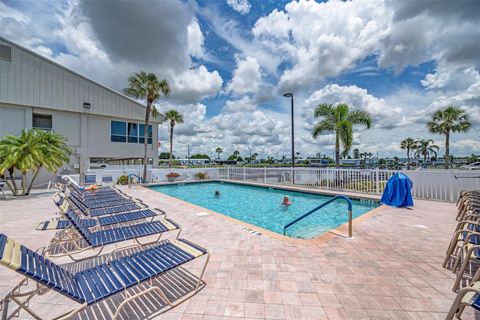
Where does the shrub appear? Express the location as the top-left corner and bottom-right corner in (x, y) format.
(117, 175), (129, 185)
(195, 172), (209, 180)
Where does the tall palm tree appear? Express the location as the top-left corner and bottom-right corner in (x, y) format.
(164, 110), (184, 168)
(414, 139), (439, 166)
(427, 106), (471, 169)
(0, 129), (71, 195)
(400, 138), (418, 170)
(124, 71), (170, 180)
(312, 103), (372, 167)
(216, 147), (223, 159)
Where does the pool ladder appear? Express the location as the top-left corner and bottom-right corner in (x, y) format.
(283, 195), (353, 239)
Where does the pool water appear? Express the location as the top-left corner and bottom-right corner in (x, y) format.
(150, 182), (379, 239)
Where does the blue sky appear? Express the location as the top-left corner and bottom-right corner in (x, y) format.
(1, 0), (479, 159)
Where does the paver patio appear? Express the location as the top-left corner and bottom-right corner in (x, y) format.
(0, 185), (478, 319)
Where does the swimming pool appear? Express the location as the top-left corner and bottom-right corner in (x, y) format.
(150, 182), (379, 239)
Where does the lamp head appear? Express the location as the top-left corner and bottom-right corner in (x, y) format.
(283, 93), (293, 98)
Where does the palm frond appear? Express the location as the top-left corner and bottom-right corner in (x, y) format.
(347, 109), (372, 128)
(312, 120), (335, 139)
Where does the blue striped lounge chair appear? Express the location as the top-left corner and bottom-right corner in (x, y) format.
(67, 194), (145, 217)
(63, 176), (119, 196)
(45, 207), (181, 261)
(63, 183), (128, 200)
(102, 175), (114, 186)
(36, 199), (165, 231)
(0, 233), (209, 320)
(54, 192), (149, 218)
(450, 230), (480, 292)
(65, 189), (136, 209)
(84, 173), (97, 186)
(443, 220), (480, 269)
(446, 279), (480, 320)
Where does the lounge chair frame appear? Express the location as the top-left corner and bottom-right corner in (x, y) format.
(1, 240), (209, 320)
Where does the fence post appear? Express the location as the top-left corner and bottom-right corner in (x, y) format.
(227, 166), (230, 180)
(375, 169), (380, 194)
(326, 169), (330, 189)
(243, 167), (246, 181)
(450, 170), (455, 202)
(264, 167), (267, 183)
(291, 167), (294, 185)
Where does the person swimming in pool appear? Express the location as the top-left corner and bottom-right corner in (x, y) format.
(281, 195), (291, 206)
(214, 190), (220, 197)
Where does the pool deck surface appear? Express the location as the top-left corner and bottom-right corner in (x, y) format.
(0, 185), (478, 319)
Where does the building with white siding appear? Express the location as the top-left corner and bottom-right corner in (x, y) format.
(0, 37), (160, 184)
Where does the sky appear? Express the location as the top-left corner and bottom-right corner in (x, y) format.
(1, 0), (479, 160)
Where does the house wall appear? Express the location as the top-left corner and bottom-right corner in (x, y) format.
(0, 37), (149, 122)
(0, 103), (159, 182)
(0, 37), (160, 185)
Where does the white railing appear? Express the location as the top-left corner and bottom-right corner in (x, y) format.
(85, 166), (480, 202)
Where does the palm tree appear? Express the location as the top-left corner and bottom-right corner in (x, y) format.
(312, 103), (372, 167)
(164, 110), (184, 168)
(233, 150), (240, 158)
(414, 139), (439, 167)
(427, 106), (471, 169)
(216, 147), (223, 159)
(0, 129), (71, 195)
(124, 71), (170, 180)
(400, 138), (418, 170)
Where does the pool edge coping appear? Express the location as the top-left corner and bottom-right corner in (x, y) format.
(143, 180), (386, 245)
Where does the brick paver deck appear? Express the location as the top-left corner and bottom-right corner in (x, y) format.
(0, 185), (477, 319)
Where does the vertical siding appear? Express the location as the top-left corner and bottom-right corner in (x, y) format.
(0, 39), (151, 123)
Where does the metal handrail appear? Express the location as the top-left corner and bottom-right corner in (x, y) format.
(127, 173), (148, 188)
(283, 195), (353, 238)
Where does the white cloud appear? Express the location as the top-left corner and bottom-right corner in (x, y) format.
(0, 0), (223, 104)
(187, 19), (205, 58)
(226, 0), (251, 15)
(451, 139), (480, 152)
(169, 65), (223, 104)
(226, 56), (262, 96)
(421, 65), (480, 92)
(253, 0), (390, 93)
(157, 97), (290, 158)
(302, 84), (403, 129)
(225, 55), (274, 102)
(379, 1), (480, 88)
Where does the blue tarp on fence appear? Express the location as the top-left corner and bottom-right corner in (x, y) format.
(381, 172), (414, 207)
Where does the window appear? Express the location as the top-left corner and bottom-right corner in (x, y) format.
(111, 121), (126, 142)
(111, 121), (152, 144)
(127, 122), (138, 143)
(139, 124), (153, 144)
(32, 114), (52, 130)
(0, 44), (11, 61)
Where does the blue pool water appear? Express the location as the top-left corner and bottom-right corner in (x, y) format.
(150, 182), (379, 239)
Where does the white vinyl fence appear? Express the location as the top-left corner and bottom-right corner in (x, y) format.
(86, 166), (480, 202)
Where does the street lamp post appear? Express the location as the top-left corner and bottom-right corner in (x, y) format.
(283, 93), (295, 184)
